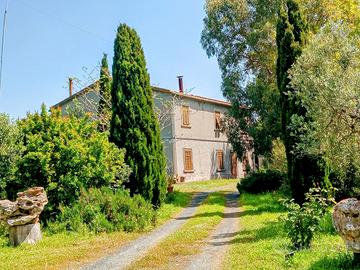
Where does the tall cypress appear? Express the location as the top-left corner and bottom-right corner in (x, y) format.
(110, 24), (167, 207)
(97, 53), (112, 131)
(276, 0), (318, 203)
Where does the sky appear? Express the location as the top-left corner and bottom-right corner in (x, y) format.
(0, 0), (223, 119)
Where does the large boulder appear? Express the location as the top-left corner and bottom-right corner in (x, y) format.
(0, 187), (48, 246)
(332, 198), (360, 253)
(0, 187), (48, 226)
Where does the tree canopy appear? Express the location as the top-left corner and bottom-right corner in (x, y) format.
(201, 0), (360, 157)
(290, 23), (360, 188)
(110, 24), (167, 207)
(97, 53), (112, 131)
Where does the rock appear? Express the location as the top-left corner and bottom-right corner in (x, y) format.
(0, 200), (18, 220)
(0, 187), (48, 246)
(332, 198), (360, 253)
(0, 187), (48, 226)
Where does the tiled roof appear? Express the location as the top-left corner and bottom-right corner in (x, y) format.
(53, 82), (233, 108)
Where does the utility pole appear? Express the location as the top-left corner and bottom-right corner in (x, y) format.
(0, 0), (9, 93)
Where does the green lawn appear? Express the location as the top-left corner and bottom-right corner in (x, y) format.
(0, 179), (236, 270)
(225, 192), (356, 270)
(0, 191), (192, 270)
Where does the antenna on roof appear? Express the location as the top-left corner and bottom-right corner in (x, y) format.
(0, 0), (9, 93)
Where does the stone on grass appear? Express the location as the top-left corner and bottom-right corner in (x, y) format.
(332, 198), (360, 253)
(0, 187), (48, 246)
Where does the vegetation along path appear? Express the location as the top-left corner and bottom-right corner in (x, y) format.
(81, 182), (239, 270)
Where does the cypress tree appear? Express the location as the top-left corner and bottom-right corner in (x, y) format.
(276, 0), (318, 203)
(110, 24), (167, 207)
(97, 53), (112, 131)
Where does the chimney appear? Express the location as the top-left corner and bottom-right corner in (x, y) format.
(68, 77), (73, 97)
(177, 76), (184, 93)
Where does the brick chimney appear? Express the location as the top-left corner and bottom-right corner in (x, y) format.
(68, 77), (73, 97)
(177, 76), (184, 93)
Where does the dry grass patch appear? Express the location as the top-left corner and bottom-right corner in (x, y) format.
(0, 231), (140, 270)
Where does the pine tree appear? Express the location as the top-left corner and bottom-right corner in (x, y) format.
(97, 53), (112, 131)
(276, 0), (319, 203)
(110, 24), (167, 207)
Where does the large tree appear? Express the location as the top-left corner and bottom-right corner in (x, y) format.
(276, 0), (321, 203)
(110, 24), (167, 207)
(289, 23), (360, 198)
(97, 53), (112, 131)
(201, 0), (360, 158)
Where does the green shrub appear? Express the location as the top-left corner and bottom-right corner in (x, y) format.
(0, 114), (22, 199)
(280, 188), (335, 250)
(330, 163), (360, 201)
(52, 187), (155, 234)
(6, 105), (131, 222)
(237, 169), (286, 194)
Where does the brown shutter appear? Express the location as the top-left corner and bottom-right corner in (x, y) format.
(182, 106), (190, 126)
(184, 149), (193, 171)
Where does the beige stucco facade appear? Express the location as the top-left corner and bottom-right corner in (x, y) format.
(54, 86), (254, 182)
(153, 88), (254, 181)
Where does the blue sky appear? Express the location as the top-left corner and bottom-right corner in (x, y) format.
(0, 0), (222, 119)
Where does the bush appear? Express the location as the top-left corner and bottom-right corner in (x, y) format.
(49, 187), (155, 234)
(330, 163), (360, 201)
(6, 105), (131, 222)
(280, 188), (335, 250)
(0, 114), (22, 199)
(237, 169), (286, 194)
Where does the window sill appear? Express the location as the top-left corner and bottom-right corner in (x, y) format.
(182, 125), (191, 129)
(183, 170), (194, 173)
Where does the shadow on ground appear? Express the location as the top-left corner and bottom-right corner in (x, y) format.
(308, 253), (358, 270)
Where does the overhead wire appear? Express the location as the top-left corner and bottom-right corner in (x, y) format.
(0, 0), (9, 94)
(15, 0), (111, 43)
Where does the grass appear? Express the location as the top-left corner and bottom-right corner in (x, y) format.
(127, 192), (227, 270)
(0, 231), (140, 270)
(0, 180), (236, 270)
(225, 192), (357, 270)
(156, 191), (191, 225)
(0, 190), (192, 270)
(175, 178), (238, 193)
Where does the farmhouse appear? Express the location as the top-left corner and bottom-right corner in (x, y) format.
(53, 77), (254, 181)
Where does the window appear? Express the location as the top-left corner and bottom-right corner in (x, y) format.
(216, 150), (224, 171)
(184, 148), (193, 172)
(215, 111), (221, 130)
(182, 105), (190, 127)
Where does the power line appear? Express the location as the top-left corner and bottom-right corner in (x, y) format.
(15, 0), (111, 43)
(0, 0), (9, 93)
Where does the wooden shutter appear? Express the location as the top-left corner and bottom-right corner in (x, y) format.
(184, 149), (193, 171)
(182, 106), (190, 126)
(217, 150), (224, 171)
(215, 111), (221, 130)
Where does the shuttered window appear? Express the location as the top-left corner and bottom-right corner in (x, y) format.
(182, 105), (190, 127)
(215, 111), (221, 130)
(217, 150), (224, 171)
(184, 148), (193, 172)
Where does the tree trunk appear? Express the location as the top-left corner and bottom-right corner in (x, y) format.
(9, 223), (42, 246)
